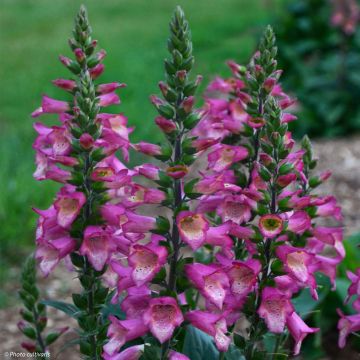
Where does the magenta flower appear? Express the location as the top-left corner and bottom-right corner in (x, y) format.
(103, 316), (148, 356)
(186, 310), (231, 352)
(103, 345), (144, 360)
(143, 297), (184, 344)
(122, 212), (156, 233)
(35, 236), (76, 276)
(79, 226), (115, 271)
(217, 195), (252, 224)
(133, 142), (162, 156)
(134, 163), (160, 180)
(32, 95), (70, 118)
(52, 79), (76, 91)
(337, 309), (360, 348)
(97, 82), (126, 94)
(315, 196), (342, 221)
(121, 286), (151, 318)
(286, 312), (319, 355)
(226, 259), (261, 299)
(128, 243), (167, 286)
(98, 92), (121, 107)
(155, 116), (177, 133)
(53, 187), (86, 228)
(207, 144), (248, 172)
(258, 287), (294, 333)
(185, 263), (230, 309)
(276, 245), (314, 283)
(345, 269), (360, 310)
(177, 211), (209, 250)
(287, 210), (311, 235)
(169, 350), (190, 360)
(258, 214), (284, 238)
(33, 152), (71, 182)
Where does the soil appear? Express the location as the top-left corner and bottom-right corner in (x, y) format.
(0, 136), (359, 360)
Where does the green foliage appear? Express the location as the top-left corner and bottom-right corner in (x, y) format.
(275, 0), (360, 137)
(19, 255), (66, 353)
(182, 325), (219, 360)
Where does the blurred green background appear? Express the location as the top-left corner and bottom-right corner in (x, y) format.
(0, 0), (285, 272)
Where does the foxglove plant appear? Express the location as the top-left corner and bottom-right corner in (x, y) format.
(24, 4), (352, 360)
(101, 7), (206, 359)
(186, 26), (345, 357)
(30, 6), (132, 359)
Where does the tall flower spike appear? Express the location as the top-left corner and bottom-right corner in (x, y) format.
(123, 6), (204, 359)
(32, 5), (131, 359)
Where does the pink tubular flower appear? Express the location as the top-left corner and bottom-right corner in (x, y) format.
(169, 351), (190, 360)
(258, 287), (294, 333)
(177, 211), (209, 250)
(186, 311), (231, 352)
(155, 116), (177, 133)
(103, 345), (144, 360)
(185, 263), (230, 309)
(345, 269), (360, 310)
(54, 187), (86, 228)
(226, 259), (261, 299)
(103, 316), (148, 356)
(52, 79), (76, 91)
(143, 297), (184, 344)
(128, 243), (167, 286)
(134, 163), (159, 180)
(33, 152), (71, 183)
(35, 236), (76, 276)
(287, 210), (311, 235)
(287, 312), (319, 355)
(337, 309), (360, 348)
(98, 92), (121, 107)
(258, 214), (283, 238)
(217, 195), (252, 224)
(276, 245), (314, 284)
(79, 226), (115, 271)
(33, 95), (70, 117)
(123, 212), (157, 233)
(133, 142), (162, 156)
(90, 63), (105, 79)
(315, 196), (342, 221)
(97, 82), (126, 94)
(121, 286), (151, 318)
(207, 144), (248, 172)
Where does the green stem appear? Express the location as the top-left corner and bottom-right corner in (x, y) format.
(32, 307), (47, 354)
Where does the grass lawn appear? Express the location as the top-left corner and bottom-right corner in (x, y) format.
(0, 0), (285, 274)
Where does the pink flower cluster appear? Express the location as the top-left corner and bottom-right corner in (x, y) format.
(337, 269), (360, 348)
(331, 0), (360, 35)
(32, 38), (132, 276)
(30, 7), (350, 358)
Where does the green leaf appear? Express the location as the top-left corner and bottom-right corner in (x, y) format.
(292, 273), (330, 318)
(225, 345), (246, 360)
(41, 300), (79, 318)
(182, 325), (219, 360)
(72, 293), (88, 310)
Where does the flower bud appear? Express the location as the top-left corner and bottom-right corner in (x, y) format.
(155, 116), (176, 133)
(79, 133), (94, 149)
(52, 79), (76, 91)
(166, 164), (188, 179)
(74, 48), (85, 62)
